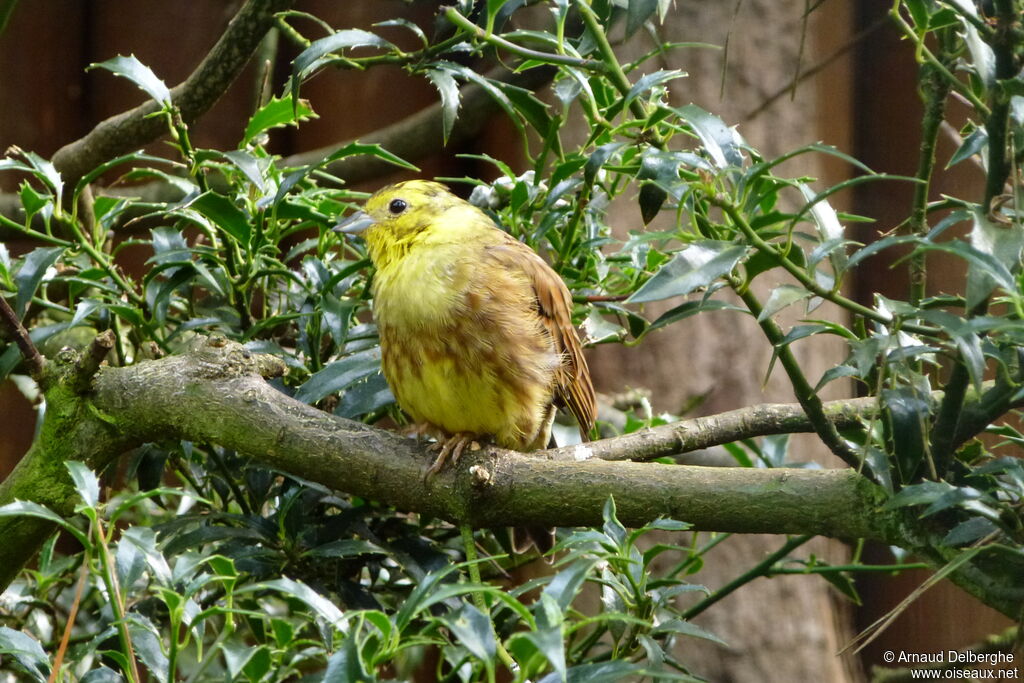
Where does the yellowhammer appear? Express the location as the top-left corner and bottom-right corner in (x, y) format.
(336, 180), (596, 482)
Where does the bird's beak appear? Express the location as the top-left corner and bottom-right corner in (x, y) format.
(333, 211), (374, 235)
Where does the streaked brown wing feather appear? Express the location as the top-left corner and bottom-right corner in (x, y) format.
(485, 235), (597, 439)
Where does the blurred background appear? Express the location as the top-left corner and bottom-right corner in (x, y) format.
(0, 1), (1013, 680)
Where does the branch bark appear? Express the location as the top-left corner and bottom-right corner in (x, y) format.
(549, 396), (878, 463)
(0, 293), (45, 381)
(82, 338), (890, 541)
(1, 337), (1021, 620)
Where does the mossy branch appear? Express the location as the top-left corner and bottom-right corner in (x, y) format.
(2, 337), (1021, 619)
(0, 337), (888, 584)
(79, 338), (891, 542)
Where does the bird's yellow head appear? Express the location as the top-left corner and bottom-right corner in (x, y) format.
(335, 180), (479, 269)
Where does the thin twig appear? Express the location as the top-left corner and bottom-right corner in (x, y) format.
(549, 394), (884, 463)
(888, 1), (990, 116)
(711, 195), (938, 337)
(736, 283), (862, 467)
(682, 535), (813, 619)
(48, 555), (91, 683)
(93, 519), (141, 683)
(746, 16), (888, 122)
(444, 6), (596, 70)
(547, 385), (1006, 467)
(574, 0), (656, 128)
(842, 543), (988, 656)
(73, 330), (116, 393)
(0, 293), (45, 380)
(284, 65), (556, 184)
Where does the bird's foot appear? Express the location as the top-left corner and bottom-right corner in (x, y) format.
(423, 432), (480, 481)
(404, 421), (443, 443)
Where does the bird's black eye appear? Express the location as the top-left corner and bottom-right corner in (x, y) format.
(388, 198), (407, 214)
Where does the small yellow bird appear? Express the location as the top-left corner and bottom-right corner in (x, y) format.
(336, 180), (596, 482)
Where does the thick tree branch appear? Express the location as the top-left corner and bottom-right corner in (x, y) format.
(81, 338), (890, 542)
(0, 338), (892, 587)
(49, 0), (295, 191)
(1, 337), (1021, 620)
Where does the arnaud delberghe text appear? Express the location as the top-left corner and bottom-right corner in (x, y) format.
(898, 651), (1015, 666)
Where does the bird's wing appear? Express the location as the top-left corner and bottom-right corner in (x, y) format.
(485, 235), (597, 438)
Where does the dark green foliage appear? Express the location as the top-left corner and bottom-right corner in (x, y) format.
(1, 0), (1023, 680)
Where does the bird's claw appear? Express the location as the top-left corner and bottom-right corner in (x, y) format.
(423, 433), (479, 482)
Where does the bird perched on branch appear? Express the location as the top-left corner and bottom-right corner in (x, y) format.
(336, 180), (595, 497)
